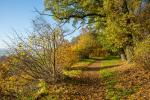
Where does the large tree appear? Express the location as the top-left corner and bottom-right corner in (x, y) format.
(44, 0), (150, 62)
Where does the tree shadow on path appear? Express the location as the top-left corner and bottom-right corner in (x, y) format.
(66, 64), (121, 71)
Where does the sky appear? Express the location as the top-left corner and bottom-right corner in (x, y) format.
(0, 0), (80, 49)
(0, 0), (44, 48)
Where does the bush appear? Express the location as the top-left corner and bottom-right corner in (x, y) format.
(7, 18), (80, 84)
(134, 36), (150, 70)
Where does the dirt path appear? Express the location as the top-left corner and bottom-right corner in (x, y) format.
(57, 60), (149, 99)
(78, 60), (101, 81)
(63, 60), (106, 99)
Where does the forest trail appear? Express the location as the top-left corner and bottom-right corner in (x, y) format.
(50, 58), (148, 99)
(78, 60), (101, 82)
(64, 60), (106, 99)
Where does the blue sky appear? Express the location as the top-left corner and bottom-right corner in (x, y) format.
(0, 0), (80, 49)
(0, 0), (44, 48)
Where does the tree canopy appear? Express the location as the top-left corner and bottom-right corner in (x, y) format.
(44, 0), (150, 62)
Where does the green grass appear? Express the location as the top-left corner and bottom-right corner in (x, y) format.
(101, 59), (121, 67)
(99, 56), (140, 100)
(92, 56), (120, 60)
(100, 69), (140, 100)
(100, 56), (121, 68)
(63, 58), (95, 78)
(63, 70), (82, 77)
(100, 69), (118, 99)
(100, 70), (115, 78)
(63, 59), (95, 77)
(72, 58), (95, 67)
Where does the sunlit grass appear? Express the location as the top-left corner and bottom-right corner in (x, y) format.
(63, 70), (82, 77)
(101, 59), (121, 67)
(63, 58), (95, 77)
(72, 59), (95, 67)
(100, 56), (122, 68)
(100, 69), (115, 78)
(99, 56), (140, 99)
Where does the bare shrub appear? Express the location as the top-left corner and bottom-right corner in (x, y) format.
(7, 18), (78, 83)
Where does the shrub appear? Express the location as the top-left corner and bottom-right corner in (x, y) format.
(134, 35), (150, 70)
(7, 18), (79, 84)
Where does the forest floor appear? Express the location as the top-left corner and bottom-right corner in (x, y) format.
(42, 56), (150, 100)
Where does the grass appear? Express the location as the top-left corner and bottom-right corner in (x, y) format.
(64, 56), (121, 78)
(63, 70), (82, 77)
(25, 56), (141, 99)
(92, 56), (120, 60)
(100, 69), (140, 100)
(63, 56), (140, 99)
(99, 56), (140, 100)
(72, 58), (95, 67)
(100, 56), (121, 68)
(100, 70), (115, 78)
(63, 58), (95, 77)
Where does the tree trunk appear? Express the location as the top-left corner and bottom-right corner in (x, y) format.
(125, 45), (134, 63)
(120, 48), (127, 61)
(53, 32), (57, 82)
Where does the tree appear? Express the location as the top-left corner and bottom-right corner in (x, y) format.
(44, 0), (150, 62)
(71, 28), (102, 59)
(43, 0), (140, 25)
(44, 0), (106, 25)
(43, 0), (128, 60)
(9, 18), (78, 83)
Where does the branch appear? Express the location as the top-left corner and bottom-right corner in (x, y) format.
(59, 13), (106, 20)
(34, 8), (106, 21)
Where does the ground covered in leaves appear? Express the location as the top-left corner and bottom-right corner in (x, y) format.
(37, 57), (150, 100)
